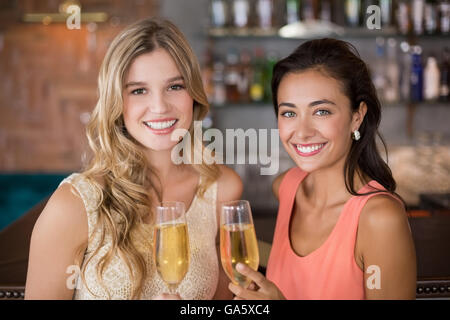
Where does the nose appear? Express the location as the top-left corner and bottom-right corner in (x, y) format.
(295, 116), (316, 141)
(147, 91), (170, 114)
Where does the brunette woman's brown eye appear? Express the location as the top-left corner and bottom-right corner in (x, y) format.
(281, 111), (296, 118)
(315, 109), (331, 116)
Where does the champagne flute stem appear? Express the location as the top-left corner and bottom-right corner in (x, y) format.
(168, 283), (178, 295)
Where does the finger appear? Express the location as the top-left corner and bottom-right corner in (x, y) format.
(153, 293), (181, 300)
(235, 263), (269, 290)
(166, 294), (181, 300)
(228, 282), (262, 300)
(248, 282), (257, 291)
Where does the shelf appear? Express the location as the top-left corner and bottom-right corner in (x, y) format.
(383, 101), (450, 108)
(211, 102), (273, 109)
(211, 101), (450, 109)
(208, 27), (278, 38)
(208, 26), (450, 40)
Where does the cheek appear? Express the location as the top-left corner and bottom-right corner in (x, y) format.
(124, 93), (150, 114)
(122, 106), (135, 129)
(277, 119), (292, 143)
(319, 117), (351, 145)
(122, 99), (146, 132)
(177, 95), (194, 122)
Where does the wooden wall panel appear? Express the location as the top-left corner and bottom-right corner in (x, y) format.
(0, 0), (159, 172)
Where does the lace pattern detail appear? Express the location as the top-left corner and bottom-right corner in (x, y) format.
(59, 173), (219, 300)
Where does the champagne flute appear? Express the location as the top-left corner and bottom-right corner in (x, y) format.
(153, 201), (190, 294)
(220, 200), (259, 288)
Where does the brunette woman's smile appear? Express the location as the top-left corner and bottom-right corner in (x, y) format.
(293, 142), (328, 157)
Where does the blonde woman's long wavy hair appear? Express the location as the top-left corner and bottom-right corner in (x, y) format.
(78, 17), (220, 299)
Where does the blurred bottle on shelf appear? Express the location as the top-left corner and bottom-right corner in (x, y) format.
(256, 0), (274, 29)
(385, 38), (400, 103)
(205, 47), (283, 105)
(263, 51), (278, 103)
(439, 47), (450, 101)
(320, 0), (332, 22)
(345, 0), (361, 27)
(396, 0), (411, 34)
(302, 0), (319, 21)
(372, 37), (387, 100)
(424, 0), (439, 34)
(238, 49), (252, 103)
(205, 1), (450, 109)
(286, 0), (300, 24)
(424, 55), (441, 101)
(410, 45), (424, 102)
(250, 47), (265, 103)
(202, 46), (215, 104)
(225, 48), (241, 103)
(440, 0), (450, 34)
(332, 0), (347, 26)
(211, 0), (229, 28)
(232, 0), (250, 29)
(209, 0), (450, 36)
(212, 60), (227, 106)
(412, 0), (425, 35)
(399, 41), (412, 102)
(380, 0), (394, 27)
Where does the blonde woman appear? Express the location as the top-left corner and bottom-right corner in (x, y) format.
(25, 18), (242, 300)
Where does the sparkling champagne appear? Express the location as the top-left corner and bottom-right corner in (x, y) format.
(154, 222), (190, 290)
(220, 223), (259, 287)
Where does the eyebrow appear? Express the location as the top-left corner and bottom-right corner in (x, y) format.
(124, 81), (146, 89)
(278, 99), (336, 109)
(124, 76), (185, 88)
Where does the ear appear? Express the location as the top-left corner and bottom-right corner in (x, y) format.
(352, 102), (367, 131)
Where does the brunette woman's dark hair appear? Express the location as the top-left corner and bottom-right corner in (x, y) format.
(272, 38), (403, 203)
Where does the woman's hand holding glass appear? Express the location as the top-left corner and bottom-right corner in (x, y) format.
(220, 200), (260, 289)
(228, 263), (286, 300)
(219, 200), (286, 300)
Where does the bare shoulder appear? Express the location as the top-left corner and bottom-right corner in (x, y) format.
(359, 194), (408, 232)
(272, 169), (289, 200)
(25, 182), (89, 299)
(358, 193), (412, 254)
(216, 165), (243, 203)
(357, 193), (416, 299)
(32, 182), (88, 247)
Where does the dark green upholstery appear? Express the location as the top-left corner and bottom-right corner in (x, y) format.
(0, 173), (69, 231)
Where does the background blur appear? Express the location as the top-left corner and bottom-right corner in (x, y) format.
(0, 0), (449, 299)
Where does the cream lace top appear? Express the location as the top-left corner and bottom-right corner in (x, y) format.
(59, 173), (219, 300)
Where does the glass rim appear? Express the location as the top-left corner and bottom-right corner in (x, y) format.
(220, 199), (250, 210)
(155, 201), (186, 210)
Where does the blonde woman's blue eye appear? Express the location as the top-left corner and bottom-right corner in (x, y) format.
(131, 88), (146, 95)
(315, 109), (331, 116)
(169, 84), (184, 91)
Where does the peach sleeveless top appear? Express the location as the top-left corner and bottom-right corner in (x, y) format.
(266, 167), (400, 300)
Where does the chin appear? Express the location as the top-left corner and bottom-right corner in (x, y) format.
(138, 137), (179, 152)
(293, 161), (320, 173)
